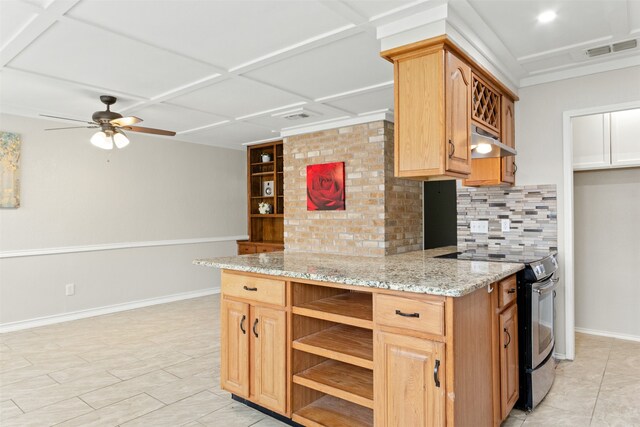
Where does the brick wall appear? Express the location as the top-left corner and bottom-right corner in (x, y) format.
(283, 121), (422, 257)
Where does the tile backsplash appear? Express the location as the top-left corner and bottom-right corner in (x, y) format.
(457, 184), (557, 257)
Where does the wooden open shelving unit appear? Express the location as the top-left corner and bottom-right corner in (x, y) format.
(291, 284), (374, 427)
(237, 141), (284, 254)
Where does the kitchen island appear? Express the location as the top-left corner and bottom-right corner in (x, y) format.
(195, 249), (524, 427)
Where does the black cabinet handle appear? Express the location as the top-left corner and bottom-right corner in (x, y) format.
(253, 318), (259, 338)
(240, 315), (246, 335)
(448, 139), (455, 158)
(513, 162), (518, 174)
(507, 288), (516, 294)
(434, 359), (441, 387)
(243, 285), (258, 291)
(504, 328), (511, 348)
(395, 309), (420, 318)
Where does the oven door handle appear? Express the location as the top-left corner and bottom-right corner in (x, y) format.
(533, 277), (559, 295)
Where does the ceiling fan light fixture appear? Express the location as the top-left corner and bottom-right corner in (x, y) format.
(90, 131), (113, 150)
(113, 131), (130, 149)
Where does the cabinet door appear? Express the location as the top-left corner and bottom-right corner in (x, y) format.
(374, 331), (446, 427)
(499, 304), (519, 419)
(221, 299), (250, 397)
(501, 97), (516, 184)
(572, 113), (611, 170)
(395, 51), (444, 177)
(252, 306), (287, 415)
(445, 51), (472, 175)
(611, 108), (640, 167)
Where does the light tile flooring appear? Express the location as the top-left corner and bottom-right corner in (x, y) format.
(1, 295), (638, 426)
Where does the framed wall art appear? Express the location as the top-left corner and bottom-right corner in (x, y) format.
(307, 161), (345, 211)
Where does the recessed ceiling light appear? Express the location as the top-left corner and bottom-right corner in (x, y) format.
(537, 10), (557, 23)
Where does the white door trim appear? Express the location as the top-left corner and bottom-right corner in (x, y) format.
(561, 99), (640, 361)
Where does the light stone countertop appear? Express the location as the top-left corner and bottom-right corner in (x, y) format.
(193, 247), (524, 298)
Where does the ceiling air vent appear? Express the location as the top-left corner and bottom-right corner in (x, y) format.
(282, 112), (310, 120)
(613, 39), (638, 52)
(585, 39), (638, 57)
(586, 45), (611, 57)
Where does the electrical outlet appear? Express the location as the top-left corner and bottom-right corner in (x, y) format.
(65, 283), (75, 296)
(501, 219), (511, 232)
(470, 220), (489, 234)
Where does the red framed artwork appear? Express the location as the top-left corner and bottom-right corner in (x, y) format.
(307, 162), (345, 211)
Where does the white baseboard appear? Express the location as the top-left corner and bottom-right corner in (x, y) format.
(553, 352), (567, 360)
(0, 288), (220, 334)
(575, 327), (640, 343)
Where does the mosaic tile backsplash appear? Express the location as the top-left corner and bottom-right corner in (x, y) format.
(457, 184), (558, 257)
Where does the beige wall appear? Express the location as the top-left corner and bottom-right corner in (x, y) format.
(0, 114), (247, 326)
(516, 65), (640, 354)
(574, 168), (640, 338)
(283, 121), (422, 256)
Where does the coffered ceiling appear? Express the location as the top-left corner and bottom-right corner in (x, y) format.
(1, 0), (638, 150)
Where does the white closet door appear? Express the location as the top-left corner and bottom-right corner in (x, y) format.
(611, 108), (640, 168)
(572, 113), (610, 170)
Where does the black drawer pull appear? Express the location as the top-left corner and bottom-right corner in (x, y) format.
(507, 288), (516, 294)
(434, 359), (441, 387)
(240, 315), (246, 335)
(395, 309), (420, 318)
(243, 285), (258, 291)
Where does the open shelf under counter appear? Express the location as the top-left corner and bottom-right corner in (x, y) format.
(293, 395), (373, 427)
(293, 359), (374, 409)
(293, 292), (373, 330)
(293, 324), (373, 370)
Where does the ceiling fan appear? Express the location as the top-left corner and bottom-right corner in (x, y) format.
(41, 95), (176, 150)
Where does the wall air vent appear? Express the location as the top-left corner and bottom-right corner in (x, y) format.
(612, 39), (638, 52)
(585, 39), (638, 57)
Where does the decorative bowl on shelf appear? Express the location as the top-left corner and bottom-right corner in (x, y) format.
(261, 153), (271, 162)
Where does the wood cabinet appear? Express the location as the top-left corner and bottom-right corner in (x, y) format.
(573, 108), (640, 170)
(220, 273), (287, 415)
(220, 269), (520, 427)
(374, 331), (445, 427)
(499, 304), (519, 419)
(382, 41), (471, 180)
(463, 94), (517, 187)
(491, 275), (519, 424)
(237, 141), (285, 254)
(382, 35), (519, 183)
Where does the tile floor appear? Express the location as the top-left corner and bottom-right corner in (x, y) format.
(1, 295), (638, 426)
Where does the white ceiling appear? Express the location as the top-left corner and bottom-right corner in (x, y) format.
(0, 0), (638, 150)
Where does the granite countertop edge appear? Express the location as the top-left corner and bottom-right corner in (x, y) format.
(192, 258), (524, 298)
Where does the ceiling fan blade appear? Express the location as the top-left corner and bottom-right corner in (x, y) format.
(40, 114), (95, 124)
(122, 126), (176, 136)
(45, 126), (99, 131)
(110, 116), (143, 127)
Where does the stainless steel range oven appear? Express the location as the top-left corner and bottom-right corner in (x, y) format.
(516, 253), (559, 411)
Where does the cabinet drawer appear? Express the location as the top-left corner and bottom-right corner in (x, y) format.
(222, 272), (285, 306)
(238, 243), (256, 255)
(498, 275), (517, 309)
(375, 294), (445, 336)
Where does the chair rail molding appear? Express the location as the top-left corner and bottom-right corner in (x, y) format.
(0, 235), (249, 259)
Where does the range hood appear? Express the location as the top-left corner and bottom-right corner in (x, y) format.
(471, 125), (517, 159)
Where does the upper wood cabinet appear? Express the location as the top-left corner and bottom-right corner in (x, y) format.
(383, 41), (472, 180)
(382, 36), (518, 182)
(573, 108), (640, 170)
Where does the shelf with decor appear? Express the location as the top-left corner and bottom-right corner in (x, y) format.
(238, 141), (284, 255)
